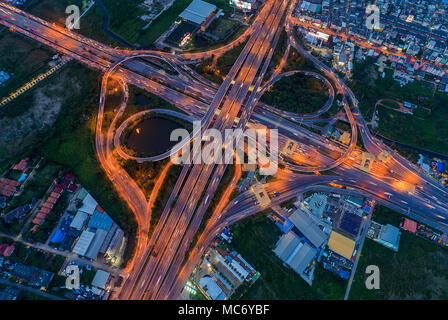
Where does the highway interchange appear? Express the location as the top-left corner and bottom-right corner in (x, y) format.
(1, 0), (448, 300)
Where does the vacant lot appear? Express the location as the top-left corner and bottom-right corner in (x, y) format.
(350, 206), (448, 299)
(0, 57), (93, 163)
(26, 0), (119, 46)
(351, 59), (448, 155)
(0, 32), (53, 97)
(208, 17), (241, 40)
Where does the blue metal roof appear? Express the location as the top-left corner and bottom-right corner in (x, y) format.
(50, 229), (66, 243)
(436, 161), (443, 173)
(380, 224), (401, 248)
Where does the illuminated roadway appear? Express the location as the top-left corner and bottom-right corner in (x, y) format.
(126, 0), (290, 300)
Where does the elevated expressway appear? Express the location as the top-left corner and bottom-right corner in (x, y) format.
(120, 0), (291, 300)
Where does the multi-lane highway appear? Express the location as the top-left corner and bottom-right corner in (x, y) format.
(120, 0), (290, 300)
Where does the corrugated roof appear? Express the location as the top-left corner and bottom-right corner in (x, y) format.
(100, 224), (118, 254)
(77, 188), (88, 201)
(199, 275), (225, 300)
(179, 0), (216, 25)
(380, 224), (401, 247)
(92, 269), (110, 289)
(88, 210), (113, 231)
(79, 193), (98, 215)
(273, 231), (300, 261)
(288, 210), (327, 248)
(273, 231), (317, 278)
(402, 218), (417, 233)
(72, 230), (95, 256)
(287, 242), (317, 275)
(85, 229), (108, 260)
(70, 210), (89, 231)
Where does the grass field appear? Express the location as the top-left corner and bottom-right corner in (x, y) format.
(216, 40), (247, 76)
(350, 206), (448, 299)
(148, 164), (182, 237)
(371, 205), (403, 226)
(0, 61), (139, 264)
(207, 17), (241, 40)
(261, 72), (329, 114)
(229, 214), (347, 299)
(0, 32), (53, 98)
(351, 59), (448, 156)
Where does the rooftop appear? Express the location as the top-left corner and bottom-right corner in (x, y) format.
(288, 210), (327, 248)
(179, 0), (216, 25)
(92, 269), (110, 289)
(328, 231), (355, 260)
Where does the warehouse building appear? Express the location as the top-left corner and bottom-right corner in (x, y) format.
(70, 189), (126, 263)
(70, 210), (89, 232)
(77, 191), (98, 216)
(377, 224), (401, 252)
(199, 275), (226, 300)
(288, 210), (327, 248)
(92, 269), (111, 290)
(401, 218), (417, 234)
(179, 0), (217, 29)
(368, 221), (401, 252)
(273, 231), (318, 285)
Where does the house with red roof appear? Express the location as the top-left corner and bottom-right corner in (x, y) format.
(10, 158), (29, 171)
(401, 218), (417, 234)
(53, 186), (63, 194)
(0, 178), (19, 197)
(0, 243), (7, 256)
(67, 184), (78, 193)
(3, 243), (15, 257)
